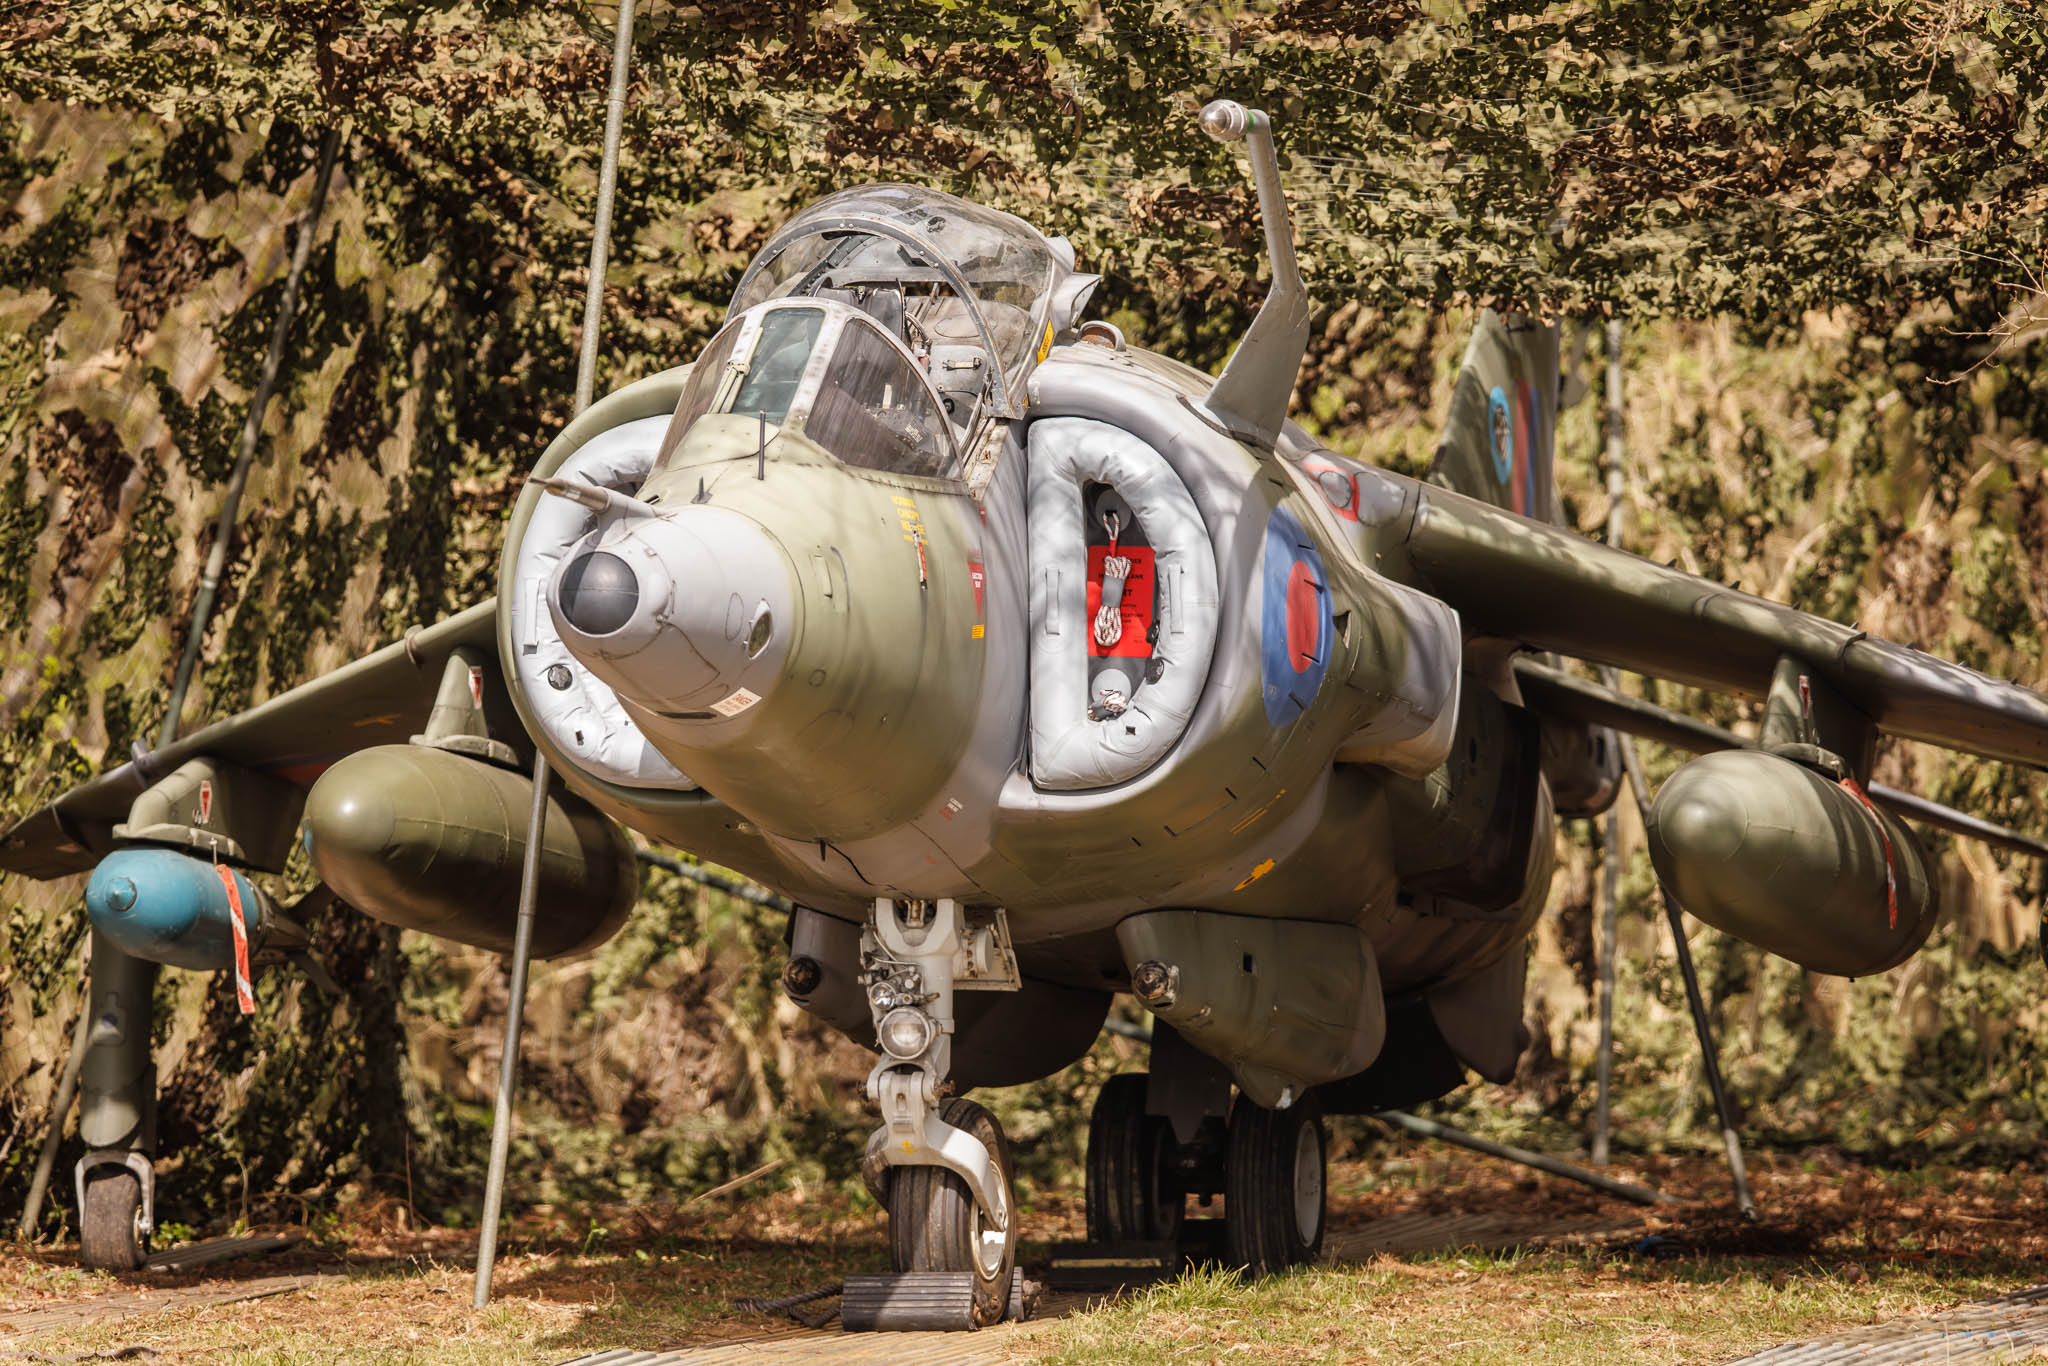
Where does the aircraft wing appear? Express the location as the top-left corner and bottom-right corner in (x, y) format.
(1512, 657), (2048, 860)
(0, 600), (504, 879)
(1406, 485), (2048, 770)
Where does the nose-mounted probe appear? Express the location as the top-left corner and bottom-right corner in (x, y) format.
(532, 475), (660, 520)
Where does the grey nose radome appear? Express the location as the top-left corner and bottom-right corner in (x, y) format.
(556, 550), (640, 636)
(548, 507), (796, 720)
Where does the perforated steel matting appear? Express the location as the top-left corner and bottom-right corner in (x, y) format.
(549, 1212), (1654, 1365)
(1723, 1283), (2048, 1364)
(0, 1273), (333, 1345)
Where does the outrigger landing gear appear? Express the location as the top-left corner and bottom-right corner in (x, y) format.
(856, 897), (1023, 1330)
(74, 932), (159, 1271)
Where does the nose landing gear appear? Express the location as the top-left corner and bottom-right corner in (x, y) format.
(855, 897), (1024, 1330)
(884, 1096), (1017, 1327)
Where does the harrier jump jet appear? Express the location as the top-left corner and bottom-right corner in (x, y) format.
(10, 101), (2048, 1325)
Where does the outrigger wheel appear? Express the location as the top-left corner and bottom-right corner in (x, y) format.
(1225, 1090), (1326, 1275)
(1085, 1072), (1185, 1244)
(885, 1097), (1016, 1327)
(79, 1167), (147, 1271)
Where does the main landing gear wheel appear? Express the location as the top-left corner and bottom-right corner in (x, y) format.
(1225, 1090), (1325, 1275)
(1086, 1072), (1184, 1244)
(79, 1168), (146, 1271)
(886, 1097), (1015, 1327)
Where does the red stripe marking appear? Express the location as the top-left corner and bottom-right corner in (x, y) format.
(1839, 777), (1899, 931)
(213, 863), (255, 1015)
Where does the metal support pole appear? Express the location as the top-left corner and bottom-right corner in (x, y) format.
(1591, 317), (1626, 1167)
(471, 755), (549, 1306)
(1379, 1110), (1672, 1207)
(473, 0), (636, 1308)
(160, 126), (343, 747)
(1608, 704), (1758, 1220)
(1592, 819), (1620, 1166)
(16, 943), (92, 1240)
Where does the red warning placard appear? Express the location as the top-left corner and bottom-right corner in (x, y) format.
(1086, 545), (1156, 658)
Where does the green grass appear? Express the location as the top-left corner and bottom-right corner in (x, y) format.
(6, 1149), (2047, 1364)
(1015, 1251), (2025, 1366)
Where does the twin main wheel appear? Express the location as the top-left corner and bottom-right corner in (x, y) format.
(1085, 1071), (1324, 1277)
(885, 1096), (1016, 1327)
(1225, 1090), (1325, 1272)
(1086, 1072), (1184, 1244)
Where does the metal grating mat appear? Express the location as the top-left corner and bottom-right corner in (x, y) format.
(145, 1232), (303, 1272)
(1724, 1283), (2048, 1364)
(556, 1337), (1018, 1365)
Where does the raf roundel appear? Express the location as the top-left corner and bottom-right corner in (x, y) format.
(1260, 505), (1333, 726)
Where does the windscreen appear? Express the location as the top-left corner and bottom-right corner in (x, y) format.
(731, 308), (824, 423)
(656, 307), (827, 468)
(807, 320), (959, 481)
(656, 321), (742, 467)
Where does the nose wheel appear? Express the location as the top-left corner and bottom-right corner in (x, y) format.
(885, 1097), (1016, 1327)
(1085, 1072), (1185, 1244)
(1225, 1090), (1325, 1275)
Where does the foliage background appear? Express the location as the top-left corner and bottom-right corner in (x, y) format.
(1, 0), (2046, 1234)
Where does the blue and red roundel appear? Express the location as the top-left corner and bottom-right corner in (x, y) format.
(1261, 506), (1332, 726)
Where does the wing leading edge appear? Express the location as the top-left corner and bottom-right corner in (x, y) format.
(1408, 485), (2048, 771)
(0, 600), (504, 879)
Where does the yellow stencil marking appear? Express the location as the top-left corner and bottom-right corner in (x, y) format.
(1036, 322), (1055, 364)
(1229, 786), (1287, 834)
(971, 624), (985, 639)
(1234, 858), (1276, 892)
(894, 494), (926, 544)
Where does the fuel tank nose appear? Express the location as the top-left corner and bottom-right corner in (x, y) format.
(548, 506), (795, 718)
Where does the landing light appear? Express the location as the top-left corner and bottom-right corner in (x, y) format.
(879, 1006), (934, 1060)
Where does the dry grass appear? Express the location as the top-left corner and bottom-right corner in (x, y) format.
(3, 1142), (2044, 1364)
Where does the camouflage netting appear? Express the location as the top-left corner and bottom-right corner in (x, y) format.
(2, 2), (2046, 1235)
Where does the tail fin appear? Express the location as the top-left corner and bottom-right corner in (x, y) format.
(1429, 310), (1562, 525)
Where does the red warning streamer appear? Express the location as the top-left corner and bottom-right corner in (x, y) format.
(1839, 776), (1899, 931)
(213, 863), (256, 1014)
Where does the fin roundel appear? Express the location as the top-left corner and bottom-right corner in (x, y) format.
(1486, 385), (1514, 486)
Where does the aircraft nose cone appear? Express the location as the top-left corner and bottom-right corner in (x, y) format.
(549, 508), (795, 718)
(557, 550), (640, 636)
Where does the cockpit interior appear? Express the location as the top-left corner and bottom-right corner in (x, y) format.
(656, 185), (1100, 485)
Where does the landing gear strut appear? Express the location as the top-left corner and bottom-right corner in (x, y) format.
(858, 897), (1022, 1329)
(74, 933), (158, 1272)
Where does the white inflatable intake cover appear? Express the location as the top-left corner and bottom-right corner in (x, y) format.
(1027, 417), (1219, 790)
(509, 416), (695, 790)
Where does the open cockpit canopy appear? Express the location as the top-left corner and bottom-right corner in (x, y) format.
(729, 185), (1082, 423)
